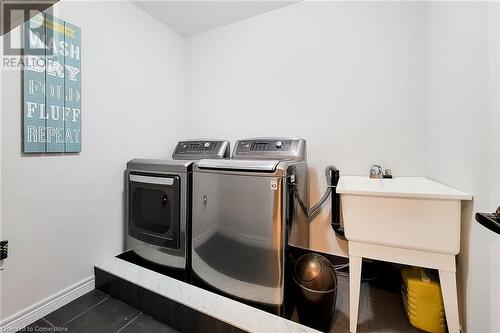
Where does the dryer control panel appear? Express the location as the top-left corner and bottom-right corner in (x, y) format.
(172, 140), (230, 160)
(233, 138), (306, 161)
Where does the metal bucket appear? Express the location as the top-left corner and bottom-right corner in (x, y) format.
(293, 253), (338, 332)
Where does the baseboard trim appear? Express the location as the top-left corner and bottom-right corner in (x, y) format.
(0, 276), (95, 332)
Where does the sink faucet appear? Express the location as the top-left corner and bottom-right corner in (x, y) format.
(369, 164), (383, 179)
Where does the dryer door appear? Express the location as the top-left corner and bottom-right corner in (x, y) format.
(128, 173), (181, 249)
(191, 171), (285, 306)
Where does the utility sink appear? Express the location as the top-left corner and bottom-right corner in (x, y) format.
(336, 176), (472, 333)
(336, 176), (472, 255)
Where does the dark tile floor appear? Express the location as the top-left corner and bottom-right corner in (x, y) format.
(23, 273), (422, 333)
(22, 289), (178, 333)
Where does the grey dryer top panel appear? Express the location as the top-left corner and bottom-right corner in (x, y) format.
(127, 140), (229, 174)
(127, 159), (194, 173)
(232, 138), (306, 161)
(172, 140), (230, 160)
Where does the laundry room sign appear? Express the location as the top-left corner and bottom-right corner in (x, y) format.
(23, 13), (81, 153)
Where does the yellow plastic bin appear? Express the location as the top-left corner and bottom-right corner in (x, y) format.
(401, 267), (446, 333)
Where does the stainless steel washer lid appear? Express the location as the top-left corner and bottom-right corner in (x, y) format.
(196, 159), (281, 172)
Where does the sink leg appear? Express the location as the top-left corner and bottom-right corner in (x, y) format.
(349, 255), (362, 333)
(439, 269), (460, 333)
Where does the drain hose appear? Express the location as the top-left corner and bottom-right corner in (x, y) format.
(291, 166), (345, 239)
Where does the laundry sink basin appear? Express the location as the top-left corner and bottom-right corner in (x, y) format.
(336, 176), (472, 254)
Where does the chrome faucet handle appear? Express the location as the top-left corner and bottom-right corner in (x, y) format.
(369, 164), (383, 179)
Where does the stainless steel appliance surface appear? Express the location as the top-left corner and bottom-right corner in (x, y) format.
(191, 138), (308, 311)
(125, 140), (230, 274)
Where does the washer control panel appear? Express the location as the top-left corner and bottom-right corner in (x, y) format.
(233, 138), (306, 161)
(172, 140), (230, 160)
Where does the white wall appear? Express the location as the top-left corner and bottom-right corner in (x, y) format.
(427, 2), (500, 332)
(186, 3), (500, 331)
(0, 23), (4, 321)
(0, 1), (186, 319)
(1, 1), (498, 331)
(186, 1), (428, 256)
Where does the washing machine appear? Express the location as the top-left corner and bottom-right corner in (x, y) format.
(125, 140), (230, 280)
(190, 138), (308, 314)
